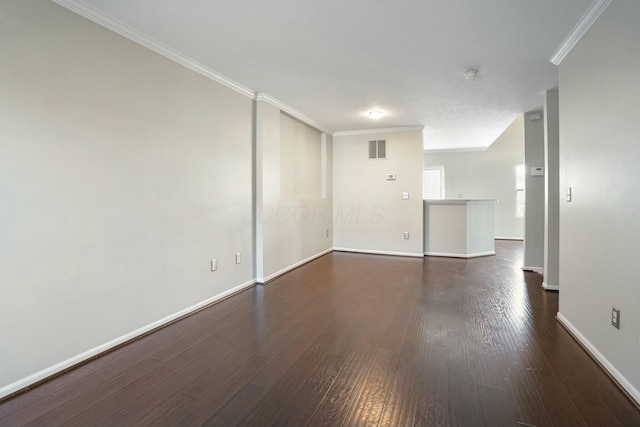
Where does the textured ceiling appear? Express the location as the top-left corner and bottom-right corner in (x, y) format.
(69, 0), (592, 149)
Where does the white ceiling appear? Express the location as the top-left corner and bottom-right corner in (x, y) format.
(66, 0), (592, 150)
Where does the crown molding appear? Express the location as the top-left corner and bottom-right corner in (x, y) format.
(51, 0), (255, 99)
(333, 126), (424, 137)
(424, 146), (488, 153)
(51, 1), (335, 134)
(256, 93), (332, 134)
(550, 0), (612, 65)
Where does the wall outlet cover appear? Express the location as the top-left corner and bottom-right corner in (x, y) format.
(612, 308), (620, 329)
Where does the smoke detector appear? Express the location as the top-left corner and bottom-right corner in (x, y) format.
(464, 70), (479, 80)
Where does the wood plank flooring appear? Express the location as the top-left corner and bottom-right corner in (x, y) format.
(2, 241), (639, 426)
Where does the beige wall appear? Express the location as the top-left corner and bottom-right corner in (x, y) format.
(558, 0), (640, 403)
(543, 89), (560, 289)
(333, 131), (424, 256)
(256, 103), (333, 282)
(280, 114), (323, 200)
(424, 116), (525, 239)
(523, 111), (545, 271)
(0, 0), (253, 395)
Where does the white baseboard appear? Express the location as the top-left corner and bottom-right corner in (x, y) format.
(557, 313), (640, 406)
(0, 278), (256, 400)
(541, 281), (560, 291)
(257, 248), (333, 283)
(522, 265), (544, 274)
(424, 251), (495, 259)
(333, 247), (424, 258)
(495, 237), (524, 241)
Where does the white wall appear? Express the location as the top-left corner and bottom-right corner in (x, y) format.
(523, 111), (545, 271)
(0, 0), (253, 396)
(256, 103), (333, 282)
(333, 130), (423, 256)
(424, 116), (524, 239)
(558, 0), (640, 403)
(543, 89), (560, 290)
(280, 114), (323, 200)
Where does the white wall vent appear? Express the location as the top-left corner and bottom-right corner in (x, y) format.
(368, 140), (387, 159)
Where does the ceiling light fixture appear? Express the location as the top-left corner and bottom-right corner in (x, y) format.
(464, 70), (479, 80)
(368, 110), (384, 119)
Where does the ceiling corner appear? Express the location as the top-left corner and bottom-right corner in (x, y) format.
(550, 0), (613, 65)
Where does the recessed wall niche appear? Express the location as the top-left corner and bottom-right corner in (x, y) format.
(279, 113), (323, 200)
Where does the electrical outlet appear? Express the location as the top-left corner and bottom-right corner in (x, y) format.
(235, 253), (241, 264)
(402, 192), (409, 200)
(404, 232), (409, 239)
(612, 307), (620, 329)
(326, 229), (329, 237)
(567, 187), (572, 202)
(211, 259), (217, 271)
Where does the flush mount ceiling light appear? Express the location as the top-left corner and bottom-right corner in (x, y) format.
(368, 110), (384, 119)
(464, 69), (479, 80)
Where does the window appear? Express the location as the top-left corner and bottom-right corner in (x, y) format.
(515, 165), (525, 218)
(423, 166), (445, 199)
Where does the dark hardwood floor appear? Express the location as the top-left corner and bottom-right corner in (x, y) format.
(2, 241), (639, 426)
